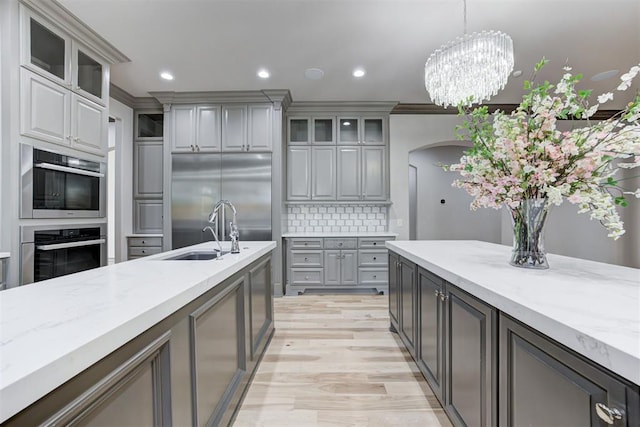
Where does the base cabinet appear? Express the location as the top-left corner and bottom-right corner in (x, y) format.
(4, 255), (274, 427)
(499, 315), (639, 427)
(389, 251), (638, 427)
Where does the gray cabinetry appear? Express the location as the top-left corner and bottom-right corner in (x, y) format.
(221, 105), (247, 151)
(390, 255), (417, 357)
(286, 236), (393, 295)
(445, 284), (496, 427)
(285, 106), (391, 202)
(389, 252), (639, 427)
(311, 146), (336, 200)
(286, 146), (311, 200)
(171, 105), (221, 152)
(133, 110), (163, 235)
(499, 314), (639, 427)
(247, 104), (273, 151)
(127, 236), (163, 260)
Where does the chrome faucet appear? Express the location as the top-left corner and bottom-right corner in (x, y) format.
(207, 200), (240, 254)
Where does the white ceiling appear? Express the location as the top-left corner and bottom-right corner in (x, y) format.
(58, 0), (640, 109)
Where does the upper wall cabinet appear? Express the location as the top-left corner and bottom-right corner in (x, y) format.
(21, 7), (110, 107)
(171, 105), (221, 153)
(18, 3), (126, 157)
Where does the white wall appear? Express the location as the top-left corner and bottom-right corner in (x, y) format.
(108, 98), (134, 263)
(410, 146), (501, 243)
(390, 114), (639, 268)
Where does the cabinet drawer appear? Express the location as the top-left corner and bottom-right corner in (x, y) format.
(291, 268), (323, 285)
(324, 238), (357, 249)
(359, 268), (388, 284)
(289, 238), (323, 249)
(128, 246), (162, 257)
(290, 250), (323, 268)
(359, 249), (388, 267)
(358, 238), (389, 249)
(128, 237), (162, 247)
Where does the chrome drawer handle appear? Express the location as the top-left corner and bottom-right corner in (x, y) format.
(304, 257), (308, 261)
(373, 257), (377, 260)
(595, 403), (623, 424)
(373, 242), (377, 245)
(305, 276), (309, 280)
(338, 242), (343, 247)
(373, 275), (377, 279)
(439, 292), (448, 302)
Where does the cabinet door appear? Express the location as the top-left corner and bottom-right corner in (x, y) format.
(312, 117), (335, 145)
(134, 142), (163, 198)
(221, 105), (247, 151)
(499, 315), (638, 427)
(311, 146), (336, 200)
(288, 117), (310, 145)
(362, 146), (386, 200)
(418, 268), (444, 399)
(136, 112), (164, 140)
(21, 68), (70, 146)
(196, 105), (221, 152)
(71, 93), (107, 155)
(362, 117), (385, 145)
(337, 146), (361, 200)
(388, 252), (400, 328)
(324, 250), (341, 285)
(134, 200), (163, 234)
(248, 258), (272, 360)
(21, 8), (71, 85)
(248, 104), (272, 151)
(337, 117), (359, 145)
(340, 250), (358, 286)
(445, 284), (496, 427)
(73, 42), (109, 106)
(172, 105), (196, 152)
(286, 146), (311, 200)
(400, 259), (417, 356)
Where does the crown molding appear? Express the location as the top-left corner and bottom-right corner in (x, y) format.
(109, 84), (136, 108)
(287, 101), (398, 114)
(149, 90), (292, 106)
(21, 0), (129, 64)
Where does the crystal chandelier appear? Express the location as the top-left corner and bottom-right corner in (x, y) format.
(424, 0), (514, 108)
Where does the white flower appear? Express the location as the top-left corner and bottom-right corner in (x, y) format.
(597, 92), (614, 104)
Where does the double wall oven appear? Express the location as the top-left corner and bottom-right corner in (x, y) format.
(19, 144), (108, 285)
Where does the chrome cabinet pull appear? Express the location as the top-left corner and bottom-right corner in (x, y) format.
(304, 257), (308, 262)
(439, 292), (448, 302)
(373, 257), (377, 260)
(595, 403), (623, 424)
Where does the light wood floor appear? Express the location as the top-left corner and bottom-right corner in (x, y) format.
(233, 294), (452, 427)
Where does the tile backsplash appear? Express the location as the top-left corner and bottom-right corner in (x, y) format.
(285, 204), (388, 233)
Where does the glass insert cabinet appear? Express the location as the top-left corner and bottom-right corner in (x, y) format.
(22, 7), (109, 106)
(287, 116), (385, 146)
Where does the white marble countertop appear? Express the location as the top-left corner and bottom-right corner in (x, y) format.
(387, 240), (640, 386)
(0, 252), (9, 259)
(283, 232), (398, 238)
(0, 241), (276, 422)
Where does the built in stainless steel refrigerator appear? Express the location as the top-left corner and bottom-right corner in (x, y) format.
(171, 153), (272, 250)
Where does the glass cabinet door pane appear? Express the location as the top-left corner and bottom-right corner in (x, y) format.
(314, 119), (333, 143)
(138, 114), (164, 138)
(77, 50), (103, 98)
(364, 119), (383, 143)
(339, 118), (358, 143)
(30, 18), (66, 80)
(290, 119), (309, 143)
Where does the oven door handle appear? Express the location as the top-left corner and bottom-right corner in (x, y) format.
(34, 162), (105, 178)
(36, 239), (106, 251)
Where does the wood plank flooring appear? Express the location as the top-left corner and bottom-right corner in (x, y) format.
(233, 294), (452, 427)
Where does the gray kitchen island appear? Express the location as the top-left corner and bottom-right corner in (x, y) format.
(387, 240), (640, 427)
(0, 241), (276, 426)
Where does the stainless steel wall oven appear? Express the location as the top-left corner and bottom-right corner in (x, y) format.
(21, 144), (106, 218)
(21, 224), (107, 285)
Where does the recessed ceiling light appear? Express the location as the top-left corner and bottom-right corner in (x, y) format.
(591, 69), (619, 82)
(257, 69), (270, 79)
(353, 68), (366, 78)
(160, 71), (174, 81)
(342, 121), (351, 126)
(304, 68), (324, 80)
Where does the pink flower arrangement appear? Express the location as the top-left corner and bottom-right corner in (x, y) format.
(448, 59), (640, 239)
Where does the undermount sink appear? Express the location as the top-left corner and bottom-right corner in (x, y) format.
(163, 250), (229, 261)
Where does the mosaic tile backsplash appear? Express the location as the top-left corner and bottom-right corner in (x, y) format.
(285, 204), (388, 233)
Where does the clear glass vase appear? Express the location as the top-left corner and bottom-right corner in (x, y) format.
(509, 198), (550, 269)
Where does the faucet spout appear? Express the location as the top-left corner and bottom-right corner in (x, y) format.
(202, 225), (224, 258)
